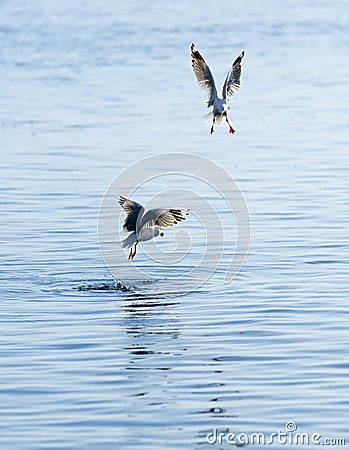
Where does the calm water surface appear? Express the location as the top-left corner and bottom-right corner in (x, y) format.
(1, 1), (349, 449)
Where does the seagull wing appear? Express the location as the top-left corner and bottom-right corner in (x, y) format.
(222, 50), (245, 100)
(118, 196), (144, 232)
(191, 43), (217, 107)
(140, 208), (189, 230)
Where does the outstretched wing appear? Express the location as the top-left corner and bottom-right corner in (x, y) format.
(191, 43), (217, 107)
(140, 208), (189, 230)
(222, 50), (245, 100)
(118, 196), (144, 232)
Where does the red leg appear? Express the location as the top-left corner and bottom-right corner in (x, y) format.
(226, 117), (235, 134)
(128, 242), (138, 260)
(225, 116), (235, 134)
(210, 117), (216, 135)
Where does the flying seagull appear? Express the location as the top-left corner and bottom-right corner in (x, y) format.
(118, 196), (189, 260)
(191, 43), (244, 135)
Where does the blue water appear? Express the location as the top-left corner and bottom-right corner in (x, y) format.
(1, 1), (349, 449)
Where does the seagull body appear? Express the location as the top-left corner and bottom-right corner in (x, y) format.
(191, 43), (244, 135)
(118, 196), (189, 259)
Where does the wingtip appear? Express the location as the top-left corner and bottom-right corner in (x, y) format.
(118, 195), (126, 205)
(232, 50), (245, 66)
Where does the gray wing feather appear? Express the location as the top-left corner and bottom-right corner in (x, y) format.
(222, 51), (245, 99)
(140, 208), (189, 230)
(191, 43), (217, 107)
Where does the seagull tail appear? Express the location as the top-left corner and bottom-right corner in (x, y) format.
(203, 111), (213, 123)
(203, 112), (227, 127)
(120, 232), (137, 249)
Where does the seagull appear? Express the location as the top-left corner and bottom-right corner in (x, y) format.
(191, 43), (244, 135)
(118, 196), (189, 260)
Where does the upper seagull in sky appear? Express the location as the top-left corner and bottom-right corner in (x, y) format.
(118, 196), (189, 260)
(191, 43), (244, 135)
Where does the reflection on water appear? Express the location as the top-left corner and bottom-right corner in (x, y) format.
(122, 297), (180, 340)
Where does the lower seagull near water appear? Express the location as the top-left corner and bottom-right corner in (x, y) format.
(118, 196), (189, 260)
(191, 43), (244, 135)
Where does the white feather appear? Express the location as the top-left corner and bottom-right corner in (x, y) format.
(121, 232), (137, 249)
